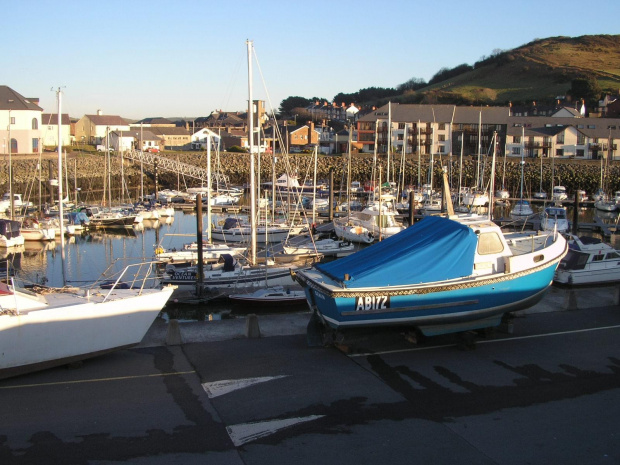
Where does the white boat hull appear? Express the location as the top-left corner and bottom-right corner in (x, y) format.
(0, 285), (174, 379)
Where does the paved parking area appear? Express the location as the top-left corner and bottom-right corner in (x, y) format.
(1, 288), (619, 464)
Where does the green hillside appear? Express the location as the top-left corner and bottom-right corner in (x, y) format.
(394, 35), (620, 106)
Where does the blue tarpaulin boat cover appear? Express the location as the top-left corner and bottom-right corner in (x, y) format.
(315, 216), (478, 288)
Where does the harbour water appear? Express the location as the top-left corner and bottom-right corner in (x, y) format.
(2, 204), (619, 320)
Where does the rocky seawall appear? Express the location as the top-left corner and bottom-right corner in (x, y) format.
(1, 152), (618, 204)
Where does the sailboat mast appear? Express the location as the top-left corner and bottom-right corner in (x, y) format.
(206, 133), (212, 243)
(387, 102), (391, 185)
(56, 88), (66, 286)
(489, 132), (497, 221)
(417, 120), (421, 188)
(458, 132), (464, 207)
(247, 39), (257, 265)
(372, 120), (378, 202)
(476, 110), (482, 189)
(312, 145), (318, 225)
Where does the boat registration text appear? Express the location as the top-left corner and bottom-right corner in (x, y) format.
(355, 296), (390, 311)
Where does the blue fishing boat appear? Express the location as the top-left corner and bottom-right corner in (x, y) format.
(293, 215), (568, 337)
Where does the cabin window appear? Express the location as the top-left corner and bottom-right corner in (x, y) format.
(605, 252), (619, 260)
(592, 254), (605, 262)
(560, 250), (589, 270)
(477, 232), (505, 255)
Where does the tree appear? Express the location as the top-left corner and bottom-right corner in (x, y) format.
(279, 96), (312, 116)
(397, 77), (427, 93)
(568, 76), (601, 106)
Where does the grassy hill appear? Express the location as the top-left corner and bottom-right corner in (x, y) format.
(391, 35), (620, 106)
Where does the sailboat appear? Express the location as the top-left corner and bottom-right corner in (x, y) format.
(160, 41), (297, 299)
(594, 157), (617, 212)
(533, 153), (547, 199)
(510, 155), (533, 220)
(0, 89), (175, 380)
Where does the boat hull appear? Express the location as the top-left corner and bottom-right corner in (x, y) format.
(295, 263), (558, 336)
(162, 267), (296, 296)
(0, 286), (174, 379)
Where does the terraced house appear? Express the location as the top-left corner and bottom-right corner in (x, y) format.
(358, 103), (620, 161)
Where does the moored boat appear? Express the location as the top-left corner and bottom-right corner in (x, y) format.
(228, 285), (306, 306)
(0, 219), (25, 248)
(283, 238), (356, 258)
(161, 253), (297, 299)
(293, 215), (567, 337)
(540, 206), (569, 233)
(0, 263), (175, 379)
(554, 235), (620, 285)
(510, 200), (534, 220)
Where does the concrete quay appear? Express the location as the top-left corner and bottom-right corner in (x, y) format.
(1, 284), (620, 465)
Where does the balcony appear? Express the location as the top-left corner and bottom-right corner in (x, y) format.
(524, 141), (552, 148)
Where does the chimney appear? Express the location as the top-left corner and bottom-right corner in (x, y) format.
(97, 109), (103, 116)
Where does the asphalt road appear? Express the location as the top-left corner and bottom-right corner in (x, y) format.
(1, 287), (620, 465)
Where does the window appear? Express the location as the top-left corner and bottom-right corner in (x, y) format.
(606, 252), (620, 260)
(32, 138), (38, 152)
(577, 134), (585, 145)
(398, 123), (405, 129)
(557, 134), (565, 144)
(477, 232), (505, 255)
(514, 136), (521, 144)
(10, 117), (15, 124)
(32, 118), (38, 130)
(556, 149), (564, 157)
(10, 139), (17, 153)
(576, 149), (585, 157)
(438, 134), (445, 141)
(439, 123), (446, 130)
(512, 147), (521, 155)
(592, 254), (604, 262)
(438, 146), (445, 153)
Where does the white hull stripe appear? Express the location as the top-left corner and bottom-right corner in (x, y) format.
(226, 415), (325, 447)
(202, 375), (288, 398)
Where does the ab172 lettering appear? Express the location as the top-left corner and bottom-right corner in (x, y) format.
(355, 295), (389, 311)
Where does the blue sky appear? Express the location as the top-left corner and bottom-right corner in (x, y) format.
(4, 0), (619, 119)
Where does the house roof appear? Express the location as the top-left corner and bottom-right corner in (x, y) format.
(0, 86), (43, 111)
(133, 117), (174, 125)
(85, 114), (130, 126)
(360, 103), (511, 124)
(551, 107), (582, 117)
(42, 113), (71, 125)
(112, 129), (160, 141)
(148, 127), (190, 136)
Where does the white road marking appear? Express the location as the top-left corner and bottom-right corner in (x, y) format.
(227, 415), (325, 447)
(202, 375), (288, 398)
(348, 324), (620, 357)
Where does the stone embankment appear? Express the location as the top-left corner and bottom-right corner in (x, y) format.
(1, 151), (618, 203)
